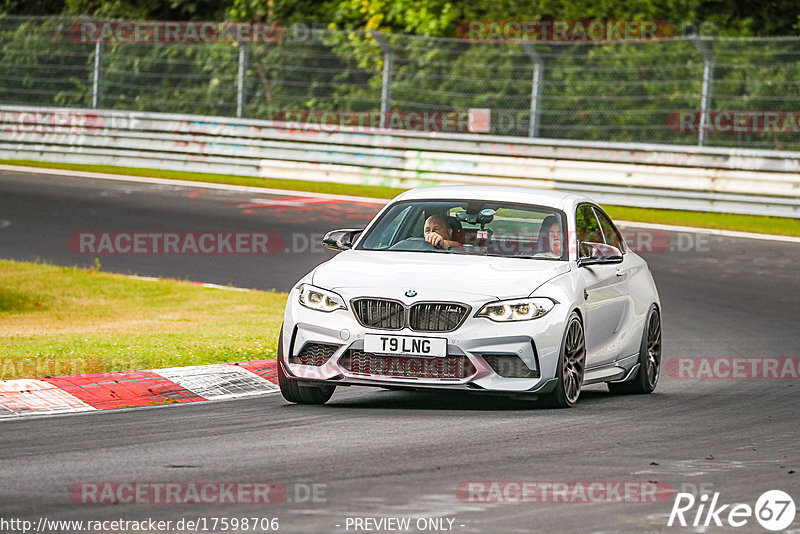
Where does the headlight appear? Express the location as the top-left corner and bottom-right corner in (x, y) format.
(298, 283), (346, 312)
(475, 297), (555, 322)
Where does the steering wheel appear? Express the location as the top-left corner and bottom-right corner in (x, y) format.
(389, 237), (438, 251)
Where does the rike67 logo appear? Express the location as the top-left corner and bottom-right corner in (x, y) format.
(668, 490), (796, 531)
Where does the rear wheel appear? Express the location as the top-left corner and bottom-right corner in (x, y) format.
(277, 328), (336, 405)
(608, 305), (661, 395)
(540, 313), (585, 408)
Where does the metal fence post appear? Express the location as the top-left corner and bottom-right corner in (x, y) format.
(92, 41), (103, 109)
(237, 43), (249, 118)
(692, 38), (714, 146)
(522, 43), (544, 138)
(369, 32), (393, 128)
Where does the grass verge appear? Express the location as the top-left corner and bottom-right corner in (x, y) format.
(2, 159), (799, 237)
(0, 259), (285, 380)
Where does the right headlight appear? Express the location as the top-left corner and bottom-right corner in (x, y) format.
(475, 297), (556, 322)
(297, 283), (346, 312)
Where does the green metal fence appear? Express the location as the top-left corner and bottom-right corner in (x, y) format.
(1, 16), (799, 150)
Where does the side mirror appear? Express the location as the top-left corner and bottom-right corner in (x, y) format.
(578, 242), (623, 266)
(322, 229), (363, 251)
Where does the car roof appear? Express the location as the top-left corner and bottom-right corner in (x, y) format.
(393, 185), (594, 212)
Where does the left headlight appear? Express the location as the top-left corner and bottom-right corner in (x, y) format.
(475, 297), (555, 322)
(298, 283), (346, 312)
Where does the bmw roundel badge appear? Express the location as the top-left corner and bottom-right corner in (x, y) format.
(405, 290), (417, 297)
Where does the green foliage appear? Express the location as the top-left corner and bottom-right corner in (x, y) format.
(3, 0), (800, 39)
(61, 0), (230, 20)
(0, 17), (93, 108)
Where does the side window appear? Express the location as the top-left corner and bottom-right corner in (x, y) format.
(576, 204), (603, 257)
(593, 207), (625, 252)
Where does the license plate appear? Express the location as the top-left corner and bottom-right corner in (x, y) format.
(364, 334), (447, 357)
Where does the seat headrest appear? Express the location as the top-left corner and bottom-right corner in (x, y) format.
(447, 216), (462, 232)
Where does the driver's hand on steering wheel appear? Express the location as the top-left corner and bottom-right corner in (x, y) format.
(425, 232), (449, 249)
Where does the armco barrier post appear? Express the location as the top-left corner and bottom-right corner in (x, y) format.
(692, 37), (714, 147)
(522, 42), (544, 138)
(92, 41), (103, 109)
(369, 31), (393, 129)
(237, 43), (249, 119)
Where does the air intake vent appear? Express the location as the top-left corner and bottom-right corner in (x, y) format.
(290, 343), (339, 366)
(483, 354), (539, 378)
(340, 350), (475, 379)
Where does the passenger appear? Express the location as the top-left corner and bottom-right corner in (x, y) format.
(423, 214), (461, 250)
(536, 216), (563, 257)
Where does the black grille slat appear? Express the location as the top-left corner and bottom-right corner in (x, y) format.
(352, 299), (469, 332)
(340, 350), (475, 379)
(352, 299), (405, 330)
(409, 302), (468, 332)
(290, 343), (339, 366)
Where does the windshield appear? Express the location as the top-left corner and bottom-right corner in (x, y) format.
(356, 199), (568, 260)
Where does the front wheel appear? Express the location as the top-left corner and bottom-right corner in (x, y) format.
(608, 305), (661, 395)
(277, 328), (336, 405)
(540, 313), (586, 408)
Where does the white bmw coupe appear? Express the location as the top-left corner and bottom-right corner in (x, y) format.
(278, 185), (661, 408)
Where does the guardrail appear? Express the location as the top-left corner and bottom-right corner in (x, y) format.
(1, 105), (799, 218)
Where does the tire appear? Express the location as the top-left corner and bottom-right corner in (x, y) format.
(540, 312), (586, 408)
(608, 305), (661, 395)
(277, 328), (336, 405)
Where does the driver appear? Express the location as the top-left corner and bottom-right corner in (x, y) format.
(423, 215), (461, 250)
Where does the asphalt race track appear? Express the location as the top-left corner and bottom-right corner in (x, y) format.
(0, 170), (382, 291)
(1, 170), (799, 533)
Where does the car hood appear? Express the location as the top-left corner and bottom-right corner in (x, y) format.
(311, 250), (570, 300)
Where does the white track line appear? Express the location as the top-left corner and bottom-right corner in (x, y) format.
(0, 164), (388, 204)
(617, 220), (800, 244)
(126, 275), (253, 292)
(2, 164), (797, 243)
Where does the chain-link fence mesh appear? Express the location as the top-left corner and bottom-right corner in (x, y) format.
(2, 16), (799, 150)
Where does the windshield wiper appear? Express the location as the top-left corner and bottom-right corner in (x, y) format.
(468, 252), (556, 259)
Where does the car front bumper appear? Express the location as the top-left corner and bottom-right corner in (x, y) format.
(281, 293), (570, 395)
